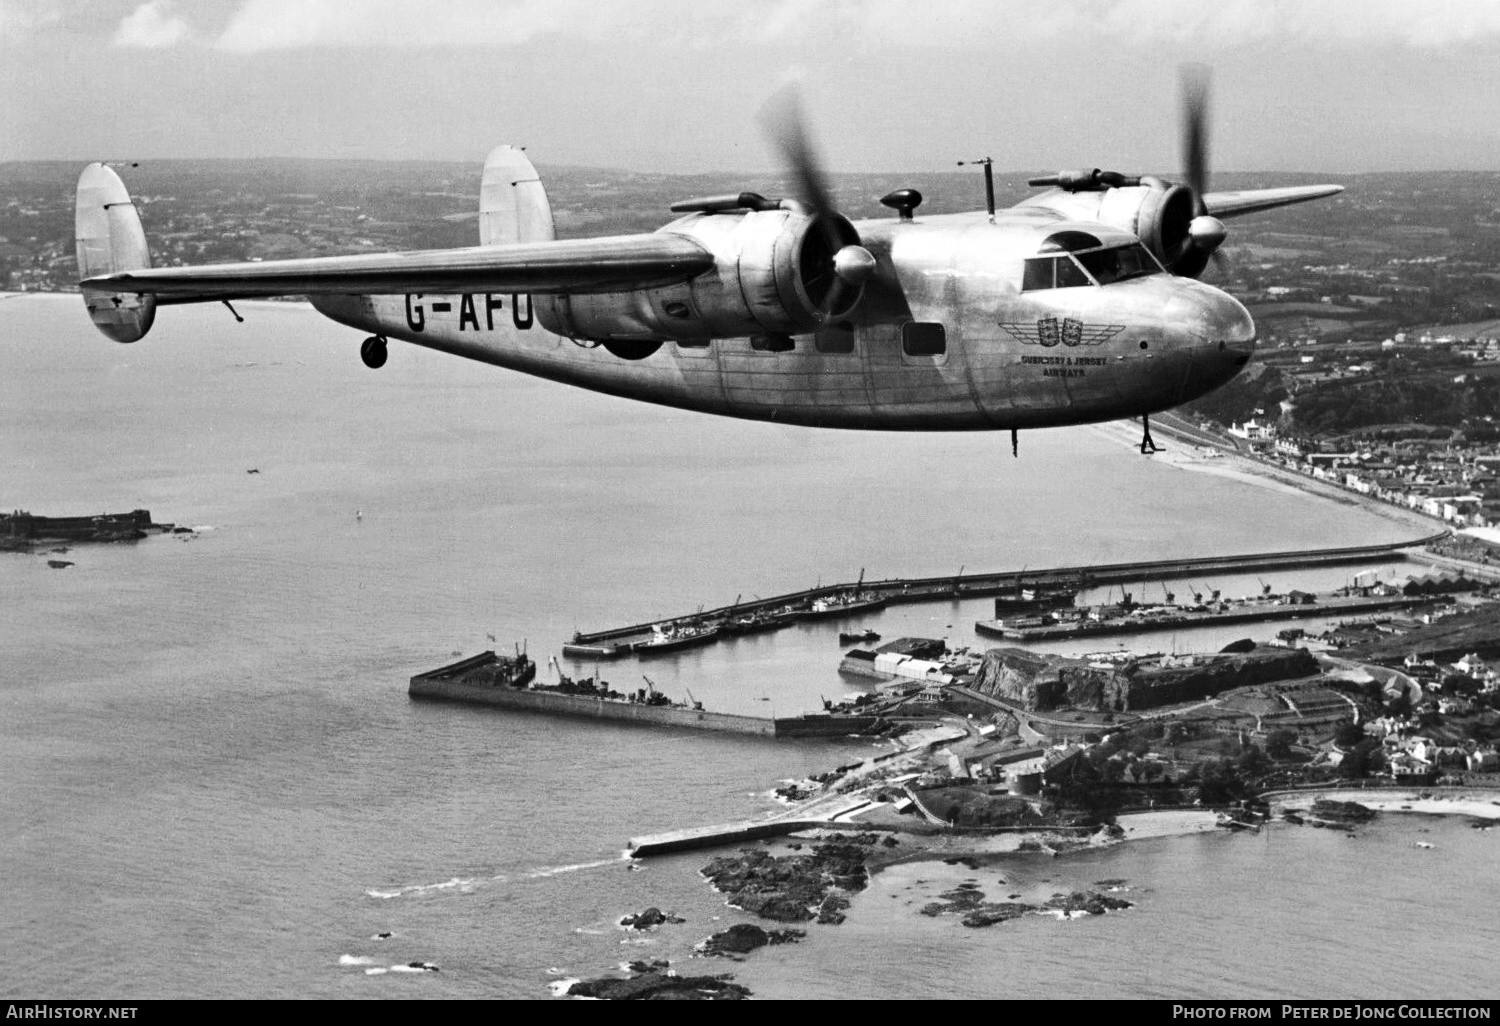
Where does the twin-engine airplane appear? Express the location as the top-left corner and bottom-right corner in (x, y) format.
(75, 73), (1340, 452)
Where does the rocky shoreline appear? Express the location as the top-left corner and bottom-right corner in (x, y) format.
(700, 833), (878, 925)
(562, 788), (1500, 996)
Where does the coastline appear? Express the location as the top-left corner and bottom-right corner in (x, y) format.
(1266, 786), (1500, 820)
(1086, 418), (1447, 539)
(796, 807), (1224, 871)
(792, 788), (1498, 883)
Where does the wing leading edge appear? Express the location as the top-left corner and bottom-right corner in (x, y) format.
(1202, 184), (1344, 219)
(79, 234), (715, 301)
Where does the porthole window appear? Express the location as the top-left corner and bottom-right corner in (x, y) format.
(750, 334), (795, 353)
(902, 322), (947, 356)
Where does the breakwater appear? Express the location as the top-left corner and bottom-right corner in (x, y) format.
(570, 533), (1447, 646)
(976, 592), (1444, 642)
(409, 654), (885, 738)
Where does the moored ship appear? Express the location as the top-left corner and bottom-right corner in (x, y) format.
(990, 584), (1078, 616)
(800, 590), (888, 621)
(632, 621), (721, 655)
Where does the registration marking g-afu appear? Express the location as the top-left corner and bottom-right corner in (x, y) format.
(405, 293), (533, 333)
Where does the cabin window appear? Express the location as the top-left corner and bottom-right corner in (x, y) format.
(815, 321), (855, 354)
(901, 321), (947, 356)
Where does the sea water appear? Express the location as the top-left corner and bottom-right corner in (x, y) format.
(2, 295), (1493, 999)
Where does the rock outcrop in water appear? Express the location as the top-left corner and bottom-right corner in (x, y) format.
(698, 923), (804, 958)
(1308, 799), (1378, 826)
(919, 885), (1134, 928)
(700, 836), (874, 923)
(619, 907), (685, 930)
(566, 969), (750, 1000)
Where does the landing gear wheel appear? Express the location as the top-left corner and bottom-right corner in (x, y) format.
(360, 336), (388, 369)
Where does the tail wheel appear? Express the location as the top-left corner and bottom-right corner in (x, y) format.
(360, 336), (388, 369)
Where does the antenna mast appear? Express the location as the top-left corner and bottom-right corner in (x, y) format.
(958, 157), (996, 221)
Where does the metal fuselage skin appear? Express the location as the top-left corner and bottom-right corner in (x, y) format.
(311, 209), (1256, 431)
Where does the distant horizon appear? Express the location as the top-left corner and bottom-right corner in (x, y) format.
(2, 155), (1486, 178)
(9, 2), (1500, 174)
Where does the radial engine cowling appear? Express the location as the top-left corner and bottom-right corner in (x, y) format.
(537, 207), (864, 350)
(1096, 181), (1211, 278)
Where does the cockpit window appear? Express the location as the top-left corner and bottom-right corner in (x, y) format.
(1022, 242), (1162, 291)
(1022, 255), (1091, 291)
(1074, 243), (1163, 285)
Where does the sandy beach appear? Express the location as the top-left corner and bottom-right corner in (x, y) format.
(1111, 808), (1222, 839)
(1086, 419), (1447, 540)
(1267, 787), (1500, 820)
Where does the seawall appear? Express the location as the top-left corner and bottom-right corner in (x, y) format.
(571, 534), (1446, 646)
(408, 675), (882, 738)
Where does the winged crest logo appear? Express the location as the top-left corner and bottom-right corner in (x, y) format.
(999, 318), (1126, 347)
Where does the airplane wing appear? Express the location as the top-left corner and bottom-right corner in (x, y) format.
(78, 235), (715, 301)
(1202, 184), (1343, 219)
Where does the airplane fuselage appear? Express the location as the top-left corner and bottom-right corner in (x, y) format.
(311, 209), (1256, 431)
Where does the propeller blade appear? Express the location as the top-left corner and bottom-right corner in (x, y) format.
(1180, 64), (1211, 216)
(759, 84), (843, 251)
(760, 85), (874, 318)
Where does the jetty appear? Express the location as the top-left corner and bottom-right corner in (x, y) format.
(568, 534), (1446, 653)
(408, 651), (887, 738)
(977, 592), (1446, 642)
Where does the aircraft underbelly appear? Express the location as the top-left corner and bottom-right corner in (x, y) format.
(313, 294), (994, 430)
(312, 293), (726, 412)
(714, 350), (877, 426)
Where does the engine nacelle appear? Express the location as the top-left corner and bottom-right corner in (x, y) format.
(1095, 182), (1206, 277)
(536, 207), (861, 348)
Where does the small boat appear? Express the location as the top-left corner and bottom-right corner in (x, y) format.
(991, 586), (1077, 614)
(839, 629), (881, 644)
(718, 611), (793, 636)
(633, 622), (720, 656)
(562, 641), (633, 659)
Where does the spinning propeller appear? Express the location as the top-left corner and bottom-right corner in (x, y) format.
(1028, 65), (1230, 278)
(1176, 64), (1228, 273)
(759, 86), (876, 317)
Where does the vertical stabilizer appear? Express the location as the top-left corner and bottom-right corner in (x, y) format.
(75, 163), (155, 342)
(479, 145), (555, 246)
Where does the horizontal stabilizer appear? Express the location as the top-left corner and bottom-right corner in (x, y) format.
(80, 234), (714, 302)
(1203, 184), (1344, 219)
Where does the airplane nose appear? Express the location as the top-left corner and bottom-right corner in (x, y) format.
(1156, 282), (1258, 403)
(1167, 284), (1255, 347)
(1215, 293), (1256, 348)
